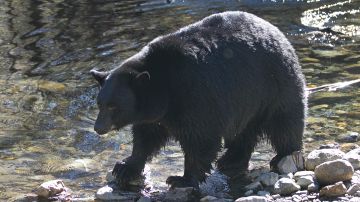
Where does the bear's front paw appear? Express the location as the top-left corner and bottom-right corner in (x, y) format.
(112, 160), (143, 186)
(166, 176), (199, 190)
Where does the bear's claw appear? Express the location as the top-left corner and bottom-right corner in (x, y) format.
(166, 176), (199, 190)
(112, 160), (142, 185)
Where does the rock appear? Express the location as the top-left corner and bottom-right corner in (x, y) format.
(164, 187), (200, 202)
(319, 143), (340, 149)
(311, 49), (349, 59)
(257, 172), (279, 187)
(279, 173), (293, 179)
(305, 149), (345, 170)
(293, 171), (315, 181)
(10, 193), (38, 202)
(341, 143), (359, 153)
(35, 180), (66, 198)
(337, 132), (360, 143)
(95, 185), (139, 201)
(307, 183), (319, 192)
(277, 151), (304, 174)
(296, 175), (314, 189)
(137, 196), (152, 202)
(271, 194), (281, 200)
(235, 196), (269, 202)
(348, 184), (360, 195)
(257, 191), (270, 196)
(273, 178), (300, 195)
(245, 181), (263, 191)
(244, 190), (254, 196)
(319, 182), (347, 197)
(38, 80), (66, 93)
(315, 159), (354, 185)
(350, 197), (360, 202)
(352, 170), (360, 185)
(344, 148), (360, 170)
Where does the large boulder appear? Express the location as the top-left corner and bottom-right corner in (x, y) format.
(273, 178), (300, 195)
(305, 149), (345, 170)
(319, 182), (347, 197)
(315, 159), (354, 185)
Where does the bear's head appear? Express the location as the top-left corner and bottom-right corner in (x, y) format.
(91, 67), (167, 135)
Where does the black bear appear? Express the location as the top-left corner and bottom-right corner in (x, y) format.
(91, 11), (307, 189)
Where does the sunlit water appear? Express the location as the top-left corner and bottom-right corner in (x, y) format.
(0, 0), (359, 200)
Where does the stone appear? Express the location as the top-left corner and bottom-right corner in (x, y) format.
(244, 190), (254, 196)
(245, 181), (263, 191)
(350, 197), (360, 202)
(344, 148), (360, 170)
(293, 171), (315, 181)
(341, 143), (359, 153)
(315, 159), (354, 185)
(337, 132), (360, 143)
(164, 187), (199, 202)
(273, 178), (300, 195)
(319, 143), (340, 149)
(271, 194), (281, 200)
(277, 151), (304, 174)
(257, 172), (279, 187)
(257, 191), (270, 196)
(305, 149), (345, 170)
(137, 196), (152, 202)
(10, 193), (38, 202)
(35, 180), (66, 198)
(296, 175), (314, 189)
(347, 184), (360, 195)
(319, 182), (347, 197)
(235, 196), (269, 202)
(95, 185), (139, 201)
(307, 182), (319, 192)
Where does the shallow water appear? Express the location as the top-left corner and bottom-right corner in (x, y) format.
(0, 0), (359, 200)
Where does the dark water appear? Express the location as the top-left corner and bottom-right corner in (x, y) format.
(0, 0), (359, 200)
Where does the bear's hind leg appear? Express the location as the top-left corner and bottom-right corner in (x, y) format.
(264, 104), (305, 171)
(166, 132), (222, 189)
(216, 126), (261, 177)
(113, 123), (169, 186)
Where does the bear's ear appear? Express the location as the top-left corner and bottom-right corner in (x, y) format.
(90, 70), (109, 86)
(135, 71), (151, 86)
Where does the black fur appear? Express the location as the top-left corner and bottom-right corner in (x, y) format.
(91, 11), (307, 189)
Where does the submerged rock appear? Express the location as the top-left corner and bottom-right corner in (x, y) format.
(305, 149), (345, 170)
(315, 159), (354, 185)
(319, 182), (347, 197)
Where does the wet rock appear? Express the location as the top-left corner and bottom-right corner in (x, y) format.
(300, 57), (320, 63)
(95, 185), (139, 201)
(296, 175), (314, 189)
(164, 187), (200, 202)
(305, 149), (345, 170)
(273, 178), (300, 195)
(337, 132), (360, 143)
(311, 49), (349, 59)
(277, 151), (304, 174)
(35, 180), (66, 198)
(235, 196), (269, 202)
(348, 184), (360, 195)
(319, 182), (347, 197)
(315, 159), (354, 185)
(257, 172), (278, 187)
(344, 148), (360, 170)
(245, 181), (263, 191)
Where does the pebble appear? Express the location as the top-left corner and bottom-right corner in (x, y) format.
(164, 187), (199, 202)
(277, 151), (304, 174)
(319, 181), (347, 197)
(296, 175), (314, 188)
(347, 184), (360, 195)
(35, 180), (66, 198)
(305, 149), (345, 170)
(273, 178), (300, 195)
(293, 171), (315, 181)
(235, 196), (269, 202)
(200, 195), (220, 202)
(344, 148), (360, 170)
(315, 159), (354, 185)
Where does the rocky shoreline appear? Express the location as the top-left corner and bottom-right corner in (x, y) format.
(13, 142), (360, 202)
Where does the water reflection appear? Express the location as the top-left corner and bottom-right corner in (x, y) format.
(0, 0), (359, 200)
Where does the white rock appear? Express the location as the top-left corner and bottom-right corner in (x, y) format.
(257, 191), (270, 196)
(35, 180), (66, 198)
(293, 171), (315, 181)
(296, 175), (314, 189)
(319, 181), (347, 197)
(235, 196), (269, 202)
(257, 172), (279, 187)
(95, 185), (138, 201)
(348, 184), (360, 195)
(273, 178), (300, 195)
(344, 148), (360, 170)
(350, 197), (360, 202)
(305, 149), (345, 170)
(277, 151), (304, 174)
(307, 183), (319, 192)
(315, 159), (354, 185)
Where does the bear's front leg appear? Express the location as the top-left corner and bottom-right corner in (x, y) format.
(112, 123), (169, 186)
(166, 133), (221, 190)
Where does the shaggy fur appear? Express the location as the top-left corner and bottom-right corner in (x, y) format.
(91, 11), (307, 189)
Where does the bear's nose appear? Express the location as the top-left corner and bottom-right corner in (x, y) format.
(94, 123), (109, 135)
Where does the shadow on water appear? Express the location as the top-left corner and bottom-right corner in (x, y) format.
(0, 0), (359, 200)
